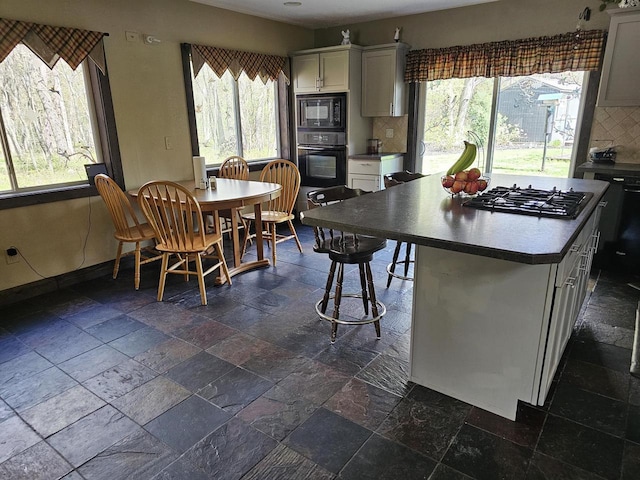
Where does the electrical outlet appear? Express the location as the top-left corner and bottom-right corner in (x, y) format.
(385, 128), (394, 138)
(164, 136), (173, 150)
(5, 247), (19, 265)
(125, 31), (139, 42)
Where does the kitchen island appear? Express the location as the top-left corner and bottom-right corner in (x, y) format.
(300, 174), (608, 420)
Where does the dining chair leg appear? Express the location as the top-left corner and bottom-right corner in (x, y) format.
(157, 253), (170, 301)
(134, 242), (142, 290)
(271, 223), (277, 266)
(365, 262), (381, 338)
(113, 241), (124, 279)
(321, 260), (337, 314)
(404, 243), (413, 277)
(214, 242), (232, 286)
(194, 253), (208, 306)
(241, 220), (252, 258)
(358, 263), (369, 315)
(288, 220), (303, 253)
(387, 241), (402, 288)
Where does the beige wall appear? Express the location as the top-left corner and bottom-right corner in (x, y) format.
(313, 0), (610, 48)
(0, 0), (312, 292)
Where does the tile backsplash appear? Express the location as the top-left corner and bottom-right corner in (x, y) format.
(589, 106), (640, 163)
(372, 115), (408, 153)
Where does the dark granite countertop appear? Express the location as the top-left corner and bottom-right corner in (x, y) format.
(576, 161), (640, 176)
(299, 173), (609, 265)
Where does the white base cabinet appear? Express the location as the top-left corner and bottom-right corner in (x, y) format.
(348, 155), (403, 192)
(410, 206), (601, 420)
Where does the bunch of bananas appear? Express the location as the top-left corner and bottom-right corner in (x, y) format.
(446, 141), (477, 176)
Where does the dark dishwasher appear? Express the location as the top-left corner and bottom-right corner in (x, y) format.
(593, 173), (640, 272)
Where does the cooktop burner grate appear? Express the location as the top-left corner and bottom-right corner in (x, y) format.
(463, 184), (593, 219)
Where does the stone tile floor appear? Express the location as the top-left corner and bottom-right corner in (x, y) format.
(1, 223), (640, 479)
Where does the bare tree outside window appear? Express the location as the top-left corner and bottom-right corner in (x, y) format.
(192, 67), (279, 165)
(0, 44), (98, 192)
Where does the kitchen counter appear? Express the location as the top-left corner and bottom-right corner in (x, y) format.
(300, 173), (608, 420)
(577, 161), (640, 177)
(301, 173), (608, 264)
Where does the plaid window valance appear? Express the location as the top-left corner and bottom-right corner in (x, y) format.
(405, 29), (607, 82)
(191, 44), (289, 84)
(0, 18), (108, 73)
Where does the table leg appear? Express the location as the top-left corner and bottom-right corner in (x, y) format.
(254, 203), (264, 262)
(214, 203), (270, 284)
(230, 207), (241, 268)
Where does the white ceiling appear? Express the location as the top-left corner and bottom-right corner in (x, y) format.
(189, 0), (499, 29)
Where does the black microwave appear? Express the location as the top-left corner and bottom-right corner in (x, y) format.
(297, 93), (346, 130)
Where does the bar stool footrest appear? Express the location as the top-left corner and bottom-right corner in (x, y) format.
(315, 293), (386, 326)
(386, 260), (415, 282)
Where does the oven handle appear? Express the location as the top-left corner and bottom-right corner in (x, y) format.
(298, 145), (345, 150)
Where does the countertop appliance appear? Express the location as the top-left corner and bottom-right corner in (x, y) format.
(589, 146), (617, 164)
(463, 184), (592, 219)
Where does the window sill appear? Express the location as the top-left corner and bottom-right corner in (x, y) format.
(0, 184), (96, 210)
(208, 158), (280, 176)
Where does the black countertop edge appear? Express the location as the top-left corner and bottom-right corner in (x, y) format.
(300, 213), (578, 265)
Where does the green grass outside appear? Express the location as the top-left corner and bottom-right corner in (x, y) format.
(423, 147), (572, 179)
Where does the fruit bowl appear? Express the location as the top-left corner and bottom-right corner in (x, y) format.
(441, 173), (490, 197)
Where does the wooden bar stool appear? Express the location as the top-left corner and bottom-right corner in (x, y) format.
(383, 171), (425, 287)
(306, 186), (387, 343)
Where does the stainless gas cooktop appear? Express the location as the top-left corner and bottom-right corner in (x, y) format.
(463, 184), (593, 219)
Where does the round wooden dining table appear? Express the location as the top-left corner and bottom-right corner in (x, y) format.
(131, 178), (282, 284)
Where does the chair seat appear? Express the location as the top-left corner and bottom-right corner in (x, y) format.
(113, 222), (156, 243)
(328, 236), (386, 264)
(155, 232), (222, 254)
(242, 210), (293, 224)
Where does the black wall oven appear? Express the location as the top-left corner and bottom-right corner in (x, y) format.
(297, 131), (346, 187)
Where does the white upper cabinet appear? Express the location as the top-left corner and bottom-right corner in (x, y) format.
(362, 43), (409, 117)
(597, 6), (640, 107)
(291, 45), (360, 93)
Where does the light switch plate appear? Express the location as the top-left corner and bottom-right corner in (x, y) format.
(386, 129), (394, 138)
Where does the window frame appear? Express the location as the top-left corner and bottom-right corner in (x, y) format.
(414, 71), (594, 178)
(0, 57), (122, 210)
(180, 43), (291, 173)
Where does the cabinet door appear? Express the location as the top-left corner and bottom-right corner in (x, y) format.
(349, 174), (381, 192)
(538, 261), (581, 404)
(292, 54), (320, 93)
(597, 10), (640, 106)
(319, 51), (349, 91)
(362, 49), (397, 117)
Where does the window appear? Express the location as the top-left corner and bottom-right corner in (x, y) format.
(191, 68), (279, 166)
(183, 43), (289, 168)
(0, 44), (100, 193)
(418, 72), (587, 178)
